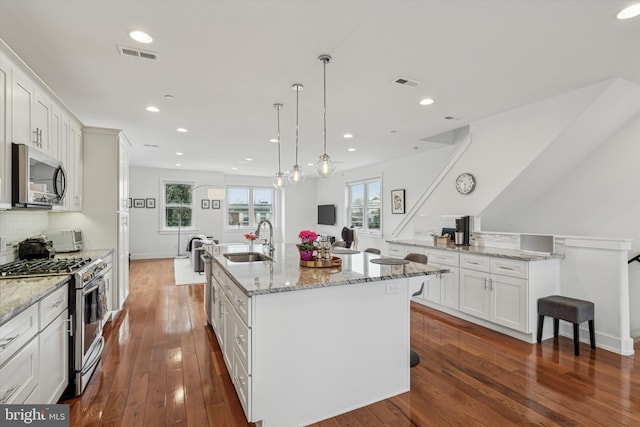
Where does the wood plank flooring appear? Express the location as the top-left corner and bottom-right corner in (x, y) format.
(63, 258), (640, 426)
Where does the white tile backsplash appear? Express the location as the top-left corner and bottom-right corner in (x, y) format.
(413, 215), (457, 240)
(0, 210), (50, 263)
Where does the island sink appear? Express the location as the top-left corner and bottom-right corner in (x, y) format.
(223, 252), (272, 262)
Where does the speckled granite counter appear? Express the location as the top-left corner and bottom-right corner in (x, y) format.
(206, 243), (448, 296)
(387, 239), (561, 261)
(0, 248), (113, 326)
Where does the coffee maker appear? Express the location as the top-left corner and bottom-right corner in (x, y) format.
(455, 215), (471, 246)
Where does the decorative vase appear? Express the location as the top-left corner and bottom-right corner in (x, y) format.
(297, 244), (314, 261)
(248, 240), (254, 252)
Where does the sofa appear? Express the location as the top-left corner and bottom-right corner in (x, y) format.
(188, 235), (217, 272)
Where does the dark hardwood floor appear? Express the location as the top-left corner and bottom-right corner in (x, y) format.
(63, 258), (640, 426)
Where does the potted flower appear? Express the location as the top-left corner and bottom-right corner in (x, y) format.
(297, 229), (318, 261)
(244, 232), (257, 251)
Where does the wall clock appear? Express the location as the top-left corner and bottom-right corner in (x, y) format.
(455, 173), (476, 194)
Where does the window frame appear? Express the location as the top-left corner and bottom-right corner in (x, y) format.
(225, 185), (276, 230)
(161, 181), (195, 231)
(347, 177), (382, 235)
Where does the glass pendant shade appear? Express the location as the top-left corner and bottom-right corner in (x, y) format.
(273, 171), (287, 189)
(315, 153), (336, 177)
(289, 164), (305, 184)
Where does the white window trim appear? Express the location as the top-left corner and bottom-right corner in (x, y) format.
(160, 180), (196, 232)
(224, 185), (277, 230)
(346, 176), (382, 236)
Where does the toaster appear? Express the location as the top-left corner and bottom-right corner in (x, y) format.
(45, 229), (84, 253)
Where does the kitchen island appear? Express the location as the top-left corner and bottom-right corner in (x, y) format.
(205, 243), (447, 427)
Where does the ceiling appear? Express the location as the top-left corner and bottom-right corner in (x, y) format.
(0, 0), (638, 178)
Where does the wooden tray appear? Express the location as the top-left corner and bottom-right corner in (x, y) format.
(299, 256), (342, 268)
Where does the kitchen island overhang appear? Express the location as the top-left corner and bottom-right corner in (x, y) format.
(205, 244), (448, 427)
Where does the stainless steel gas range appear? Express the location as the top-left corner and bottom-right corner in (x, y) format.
(0, 256), (109, 397)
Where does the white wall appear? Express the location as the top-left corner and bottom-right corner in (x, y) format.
(0, 210), (49, 263)
(314, 144), (459, 253)
(282, 177), (318, 244)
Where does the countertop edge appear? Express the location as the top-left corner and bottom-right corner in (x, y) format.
(0, 275), (71, 326)
(386, 240), (562, 261)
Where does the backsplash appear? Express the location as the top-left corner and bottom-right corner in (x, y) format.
(0, 210), (50, 264)
(412, 215), (457, 240)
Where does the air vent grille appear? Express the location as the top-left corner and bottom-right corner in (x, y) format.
(393, 77), (420, 87)
(118, 46), (159, 62)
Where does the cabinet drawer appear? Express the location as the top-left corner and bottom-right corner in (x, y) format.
(388, 244), (406, 257)
(490, 258), (528, 279)
(231, 285), (251, 326)
(460, 254), (491, 272)
(233, 350), (251, 420)
(0, 336), (39, 404)
(39, 285), (68, 329)
(233, 310), (251, 374)
(425, 250), (459, 266)
(0, 304), (39, 366)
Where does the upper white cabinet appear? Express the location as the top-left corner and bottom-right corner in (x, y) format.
(1, 40), (83, 210)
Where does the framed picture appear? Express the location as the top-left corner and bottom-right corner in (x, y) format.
(201, 199), (210, 209)
(133, 198), (145, 208)
(128, 198), (132, 208)
(146, 198), (156, 208)
(391, 189), (405, 214)
(212, 199), (221, 209)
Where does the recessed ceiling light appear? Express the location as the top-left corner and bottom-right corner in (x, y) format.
(129, 30), (153, 44)
(245, 158), (253, 161)
(347, 148), (356, 152)
(269, 138), (278, 143)
(176, 128), (188, 133)
(419, 98), (435, 106)
(617, 4), (640, 19)
(307, 163), (314, 166)
(145, 106), (160, 112)
(175, 163), (182, 167)
(176, 152), (183, 156)
(343, 133), (353, 138)
(231, 167), (238, 170)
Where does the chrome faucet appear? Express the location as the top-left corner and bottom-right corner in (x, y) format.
(255, 219), (274, 256)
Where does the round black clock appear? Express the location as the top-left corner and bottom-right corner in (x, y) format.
(455, 173), (476, 194)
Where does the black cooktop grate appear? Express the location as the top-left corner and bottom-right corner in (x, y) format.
(0, 257), (93, 278)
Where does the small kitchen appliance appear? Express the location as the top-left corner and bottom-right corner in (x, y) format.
(18, 237), (56, 260)
(45, 229), (84, 252)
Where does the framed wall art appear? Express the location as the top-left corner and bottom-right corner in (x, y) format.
(133, 198), (145, 208)
(391, 189), (405, 214)
(212, 200), (221, 209)
(146, 198), (156, 208)
(201, 199), (210, 209)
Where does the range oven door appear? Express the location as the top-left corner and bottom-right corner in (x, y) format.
(74, 274), (107, 395)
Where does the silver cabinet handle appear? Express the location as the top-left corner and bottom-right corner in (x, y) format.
(467, 261), (481, 265)
(0, 384), (20, 404)
(483, 277), (488, 290)
(235, 334), (245, 345)
(65, 315), (73, 336)
(0, 334), (19, 350)
(498, 266), (516, 271)
(235, 298), (245, 307)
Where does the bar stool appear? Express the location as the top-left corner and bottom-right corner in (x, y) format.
(537, 295), (595, 356)
(404, 253), (428, 367)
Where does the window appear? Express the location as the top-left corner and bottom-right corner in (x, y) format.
(227, 186), (275, 228)
(348, 178), (381, 233)
(163, 182), (194, 229)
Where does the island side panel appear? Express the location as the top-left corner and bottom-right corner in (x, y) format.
(251, 278), (411, 427)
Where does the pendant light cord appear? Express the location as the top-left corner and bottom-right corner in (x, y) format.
(295, 86), (300, 164)
(276, 104), (282, 173)
(322, 58), (327, 156)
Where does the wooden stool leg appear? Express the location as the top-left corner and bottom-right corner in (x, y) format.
(537, 315), (544, 343)
(553, 318), (559, 337)
(573, 323), (580, 356)
(589, 319), (596, 349)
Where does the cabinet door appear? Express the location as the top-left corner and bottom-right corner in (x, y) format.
(33, 91), (51, 155)
(0, 57), (9, 206)
(459, 269), (490, 320)
(222, 293), (233, 370)
(38, 309), (69, 404)
(387, 244), (407, 257)
(489, 274), (528, 332)
(0, 337), (39, 404)
(11, 68), (34, 146)
(117, 213), (129, 309)
(420, 272), (441, 304)
(441, 268), (460, 310)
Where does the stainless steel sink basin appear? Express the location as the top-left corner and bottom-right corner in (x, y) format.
(223, 252), (272, 262)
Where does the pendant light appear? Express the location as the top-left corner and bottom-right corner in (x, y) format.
(289, 83), (305, 184)
(315, 54), (336, 178)
(272, 103), (287, 190)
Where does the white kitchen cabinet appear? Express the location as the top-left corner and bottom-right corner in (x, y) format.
(81, 127), (130, 315)
(422, 249), (460, 309)
(0, 52), (9, 208)
(0, 337), (39, 404)
(38, 309), (69, 404)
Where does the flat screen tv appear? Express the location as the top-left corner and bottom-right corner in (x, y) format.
(317, 204), (336, 225)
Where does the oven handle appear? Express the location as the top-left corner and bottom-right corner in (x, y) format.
(81, 336), (105, 376)
(82, 277), (105, 296)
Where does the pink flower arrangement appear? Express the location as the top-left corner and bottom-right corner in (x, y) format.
(297, 230), (318, 251)
(244, 232), (257, 241)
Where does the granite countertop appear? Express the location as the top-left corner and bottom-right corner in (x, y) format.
(206, 243), (448, 297)
(0, 275), (70, 326)
(387, 239), (561, 262)
(0, 248), (114, 326)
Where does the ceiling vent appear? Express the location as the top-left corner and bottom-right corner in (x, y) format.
(393, 77), (420, 87)
(118, 46), (159, 62)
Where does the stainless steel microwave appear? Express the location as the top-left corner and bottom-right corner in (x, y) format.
(12, 143), (67, 208)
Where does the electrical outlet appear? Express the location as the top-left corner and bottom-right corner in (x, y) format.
(385, 282), (399, 294)
(0, 236), (7, 252)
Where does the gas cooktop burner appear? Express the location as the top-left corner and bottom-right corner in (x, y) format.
(0, 257), (93, 278)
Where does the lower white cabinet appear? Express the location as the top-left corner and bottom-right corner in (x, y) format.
(0, 283), (69, 405)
